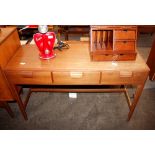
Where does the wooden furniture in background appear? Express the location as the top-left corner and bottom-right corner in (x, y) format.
(59, 26), (89, 40)
(16, 25), (54, 40)
(0, 27), (27, 119)
(147, 38), (155, 80)
(4, 41), (149, 121)
(138, 25), (155, 35)
(90, 26), (137, 61)
(0, 67), (14, 118)
(0, 67), (13, 102)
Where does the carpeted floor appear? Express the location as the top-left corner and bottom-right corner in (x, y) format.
(0, 33), (155, 130)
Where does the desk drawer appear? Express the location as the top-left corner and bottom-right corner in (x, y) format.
(114, 30), (136, 40)
(6, 71), (52, 85)
(114, 41), (135, 51)
(52, 71), (100, 84)
(101, 71), (146, 84)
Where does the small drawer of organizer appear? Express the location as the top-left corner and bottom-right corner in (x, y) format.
(52, 71), (100, 84)
(6, 71), (52, 85)
(114, 41), (135, 51)
(114, 30), (136, 40)
(101, 71), (146, 85)
(91, 53), (136, 61)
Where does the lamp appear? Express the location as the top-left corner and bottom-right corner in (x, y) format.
(33, 25), (56, 59)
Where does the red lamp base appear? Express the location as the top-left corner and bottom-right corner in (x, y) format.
(39, 53), (56, 60)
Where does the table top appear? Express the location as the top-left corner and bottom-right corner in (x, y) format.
(5, 41), (149, 72)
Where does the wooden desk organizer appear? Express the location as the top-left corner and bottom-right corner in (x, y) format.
(90, 26), (137, 61)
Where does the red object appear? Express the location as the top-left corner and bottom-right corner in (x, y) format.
(27, 25), (38, 28)
(33, 32), (56, 59)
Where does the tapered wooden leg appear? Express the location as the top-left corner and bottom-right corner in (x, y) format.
(127, 84), (144, 121)
(3, 102), (14, 118)
(13, 86), (28, 120)
(8, 83), (28, 120)
(2, 70), (28, 120)
(24, 88), (32, 109)
(0, 102), (14, 118)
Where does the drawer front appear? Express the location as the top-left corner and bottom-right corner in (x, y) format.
(101, 71), (146, 85)
(53, 71), (100, 84)
(114, 41), (135, 51)
(92, 53), (136, 61)
(114, 30), (136, 40)
(6, 71), (52, 85)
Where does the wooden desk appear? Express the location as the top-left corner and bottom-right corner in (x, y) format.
(4, 41), (149, 121)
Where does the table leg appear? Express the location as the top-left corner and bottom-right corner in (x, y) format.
(3, 102), (14, 118)
(9, 83), (28, 120)
(127, 84), (145, 121)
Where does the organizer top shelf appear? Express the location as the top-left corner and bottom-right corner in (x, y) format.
(91, 25), (137, 30)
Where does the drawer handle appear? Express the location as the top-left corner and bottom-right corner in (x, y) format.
(70, 72), (83, 78)
(123, 41), (127, 44)
(123, 29), (128, 32)
(120, 71), (132, 78)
